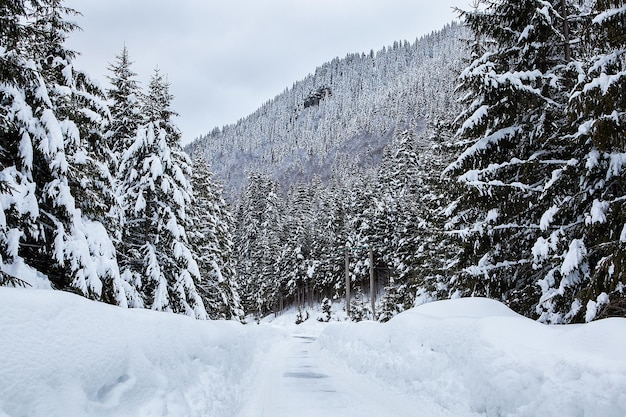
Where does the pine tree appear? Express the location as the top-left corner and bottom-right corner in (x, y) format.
(372, 128), (422, 319)
(1, 0), (126, 304)
(308, 181), (349, 301)
(118, 68), (206, 318)
(446, 0), (574, 316)
(0, 0), (37, 287)
(534, 0), (626, 322)
(105, 46), (143, 170)
(279, 184), (316, 309)
(189, 153), (243, 320)
(375, 123), (463, 319)
(234, 173), (284, 317)
(411, 121), (465, 304)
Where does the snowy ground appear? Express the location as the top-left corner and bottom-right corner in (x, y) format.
(1, 288), (626, 417)
(0, 288), (282, 417)
(319, 298), (626, 416)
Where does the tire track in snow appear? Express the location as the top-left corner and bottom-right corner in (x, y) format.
(236, 333), (417, 417)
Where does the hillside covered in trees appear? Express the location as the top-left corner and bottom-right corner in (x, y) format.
(188, 0), (625, 324)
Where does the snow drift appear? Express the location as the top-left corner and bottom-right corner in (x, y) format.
(319, 297), (626, 417)
(0, 288), (280, 417)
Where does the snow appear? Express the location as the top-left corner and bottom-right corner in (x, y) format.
(2, 291), (626, 417)
(540, 205), (559, 231)
(485, 208), (498, 223)
(444, 126), (521, 175)
(587, 199), (609, 225)
(561, 238), (587, 277)
(532, 230), (559, 264)
(585, 147), (600, 170)
(0, 288), (278, 417)
(608, 152), (626, 179)
(0, 258), (51, 290)
(460, 104), (488, 133)
(583, 71), (626, 96)
(320, 298), (626, 417)
(586, 292), (609, 323)
(18, 132), (34, 173)
(593, 5), (626, 25)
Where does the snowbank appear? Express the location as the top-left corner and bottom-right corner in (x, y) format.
(319, 297), (626, 417)
(0, 288), (281, 417)
(3, 291), (625, 417)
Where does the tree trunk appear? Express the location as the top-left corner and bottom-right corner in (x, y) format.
(560, 0), (571, 62)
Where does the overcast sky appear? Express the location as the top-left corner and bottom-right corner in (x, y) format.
(64, 0), (469, 144)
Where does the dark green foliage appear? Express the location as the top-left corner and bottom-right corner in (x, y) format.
(447, 0), (626, 323)
(189, 154), (243, 320)
(117, 69), (206, 317)
(105, 46), (143, 165)
(1, 0), (125, 303)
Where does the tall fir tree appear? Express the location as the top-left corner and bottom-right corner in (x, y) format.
(445, 0), (575, 316)
(189, 153), (243, 320)
(373, 128), (423, 319)
(234, 173), (284, 317)
(1, 0), (126, 304)
(105, 46), (143, 170)
(118, 68), (206, 317)
(375, 123), (462, 320)
(0, 0), (39, 287)
(533, 0), (626, 322)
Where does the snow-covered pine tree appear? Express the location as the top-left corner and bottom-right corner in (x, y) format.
(533, 0), (626, 322)
(445, 0), (574, 316)
(105, 46), (143, 171)
(343, 173), (376, 304)
(0, 0), (37, 287)
(412, 120), (465, 303)
(234, 173), (284, 316)
(33, 0), (125, 304)
(118, 68), (206, 318)
(306, 181), (349, 301)
(279, 183), (317, 309)
(0, 0), (126, 304)
(373, 127), (423, 319)
(375, 122), (463, 320)
(189, 153), (243, 320)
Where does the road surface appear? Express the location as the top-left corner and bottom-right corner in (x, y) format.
(236, 332), (417, 417)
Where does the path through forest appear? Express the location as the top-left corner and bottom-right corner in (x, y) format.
(235, 330), (418, 417)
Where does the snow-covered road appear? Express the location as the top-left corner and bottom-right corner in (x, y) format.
(236, 333), (416, 417)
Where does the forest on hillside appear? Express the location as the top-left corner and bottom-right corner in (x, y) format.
(1, 0), (625, 324)
(191, 0), (626, 324)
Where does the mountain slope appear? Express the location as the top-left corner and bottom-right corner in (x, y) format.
(187, 22), (466, 198)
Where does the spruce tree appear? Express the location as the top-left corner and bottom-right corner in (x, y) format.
(105, 46), (143, 170)
(446, 0), (574, 316)
(373, 128), (422, 318)
(0, 0), (37, 286)
(279, 184), (316, 309)
(534, 0), (626, 322)
(118, 68), (206, 318)
(308, 181), (349, 301)
(189, 153), (243, 320)
(234, 173), (284, 317)
(1, 0), (126, 304)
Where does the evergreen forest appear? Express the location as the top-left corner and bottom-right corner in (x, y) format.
(1, 0), (625, 325)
